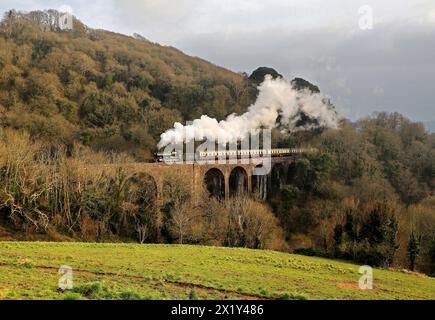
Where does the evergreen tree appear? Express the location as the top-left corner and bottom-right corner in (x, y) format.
(429, 239), (435, 276)
(333, 224), (344, 258)
(407, 232), (421, 271)
(344, 210), (357, 242)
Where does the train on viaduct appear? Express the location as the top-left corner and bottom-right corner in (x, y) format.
(80, 149), (315, 207)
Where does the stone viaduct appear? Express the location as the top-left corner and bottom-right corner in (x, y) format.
(81, 156), (299, 207)
(79, 157), (300, 241)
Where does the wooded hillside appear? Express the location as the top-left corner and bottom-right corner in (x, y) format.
(0, 10), (257, 160)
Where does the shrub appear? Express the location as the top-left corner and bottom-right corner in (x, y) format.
(72, 283), (114, 300)
(63, 292), (84, 300)
(294, 248), (329, 258)
(275, 292), (309, 300)
(189, 289), (199, 300)
(225, 197), (286, 250)
(119, 291), (143, 300)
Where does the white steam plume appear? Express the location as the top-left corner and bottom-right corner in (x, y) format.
(157, 76), (338, 149)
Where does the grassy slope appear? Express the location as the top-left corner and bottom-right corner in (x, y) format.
(0, 242), (434, 300)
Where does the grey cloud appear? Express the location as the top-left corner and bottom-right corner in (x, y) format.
(1, 0), (434, 121)
(175, 21), (435, 121)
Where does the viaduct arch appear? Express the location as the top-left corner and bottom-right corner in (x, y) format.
(229, 167), (248, 197)
(204, 168), (225, 201)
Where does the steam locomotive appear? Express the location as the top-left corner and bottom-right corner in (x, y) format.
(154, 148), (316, 163)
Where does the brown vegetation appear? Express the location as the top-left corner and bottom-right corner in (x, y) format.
(0, 11), (257, 160)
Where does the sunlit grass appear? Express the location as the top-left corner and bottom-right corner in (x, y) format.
(0, 242), (434, 300)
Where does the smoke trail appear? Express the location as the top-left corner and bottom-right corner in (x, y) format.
(157, 76), (338, 149)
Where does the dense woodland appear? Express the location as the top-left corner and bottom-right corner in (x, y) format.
(0, 10), (258, 159)
(0, 11), (434, 275)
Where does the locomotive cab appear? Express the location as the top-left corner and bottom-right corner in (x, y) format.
(154, 151), (182, 163)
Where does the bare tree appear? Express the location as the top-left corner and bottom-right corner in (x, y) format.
(169, 201), (199, 244)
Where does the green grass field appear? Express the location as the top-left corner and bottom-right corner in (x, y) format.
(0, 242), (434, 300)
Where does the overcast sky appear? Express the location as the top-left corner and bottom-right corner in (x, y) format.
(1, 0), (435, 122)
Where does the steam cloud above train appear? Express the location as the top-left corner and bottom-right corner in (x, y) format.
(157, 76), (339, 150)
